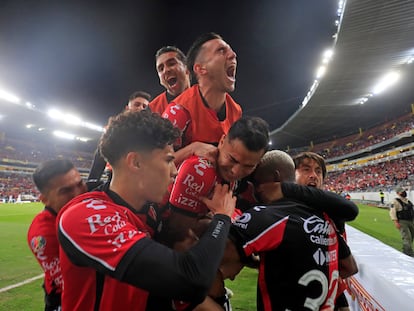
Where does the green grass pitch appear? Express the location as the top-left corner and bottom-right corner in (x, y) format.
(0, 202), (403, 310)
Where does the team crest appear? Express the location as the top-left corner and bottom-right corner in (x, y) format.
(31, 236), (46, 253)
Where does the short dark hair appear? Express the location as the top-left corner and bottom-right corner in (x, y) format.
(33, 159), (75, 193)
(129, 91), (151, 102)
(292, 152), (327, 180)
(227, 116), (269, 152)
(155, 46), (186, 65)
(99, 110), (180, 167)
(187, 32), (223, 82)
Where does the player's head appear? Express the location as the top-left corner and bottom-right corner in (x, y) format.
(251, 150), (295, 204)
(293, 152), (326, 189)
(33, 159), (87, 212)
(187, 32), (237, 92)
(99, 110), (180, 203)
(217, 116), (269, 182)
(126, 91), (151, 112)
(155, 46), (190, 97)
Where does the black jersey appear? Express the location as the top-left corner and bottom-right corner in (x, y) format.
(230, 199), (340, 311)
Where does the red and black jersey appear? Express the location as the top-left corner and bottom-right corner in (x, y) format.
(27, 207), (63, 295)
(162, 85), (242, 148)
(58, 187), (232, 311)
(230, 200), (340, 311)
(149, 91), (170, 115)
(169, 155), (244, 218)
(57, 191), (151, 311)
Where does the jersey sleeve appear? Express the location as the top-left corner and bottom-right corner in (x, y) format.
(169, 156), (217, 215)
(281, 182), (359, 222)
(28, 213), (63, 294)
(162, 103), (191, 148)
(58, 199), (148, 274)
(230, 205), (288, 260)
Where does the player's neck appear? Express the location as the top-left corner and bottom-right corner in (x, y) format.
(198, 84), (226, 112)
(109, 175), (146, 212)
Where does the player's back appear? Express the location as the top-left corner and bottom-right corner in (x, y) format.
(233, 200), (339, 310)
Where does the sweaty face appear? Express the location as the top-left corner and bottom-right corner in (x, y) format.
(295, 158), (324, 189)
(156, 51), (190, 97)
(41, 168), (87, 212)
(198, 38), (237, 93)
(217, 137), (264, 183)
(127, 97), (149, 112)
(139, 144), (177, 203)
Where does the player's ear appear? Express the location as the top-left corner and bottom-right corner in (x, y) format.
(272, 170), (281, 182)
(194, 63), (206, 76)
(126, 152), (141, 170)
(39, 193), (48, 206)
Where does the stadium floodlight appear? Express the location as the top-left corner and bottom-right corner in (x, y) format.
(48, 108), (64, 120)
(322, 49), (334, 64)
(65, 114), (82, 126)
(316, 65), (327, 79)
(76, 136), (90, 142)
(0, 88), (20, 104)
(53, 130), (75, 140)
(83, 121), (105, 132)
(372, 71), (400, 95)
(26, 124), (34, 129)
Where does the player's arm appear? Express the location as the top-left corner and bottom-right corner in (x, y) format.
(162, 103), (191, 149)
(261, 182), (359, 222)
(173, 142), (218, 166)
(86, 148), (107, 190)
(337, 233), (358, 278)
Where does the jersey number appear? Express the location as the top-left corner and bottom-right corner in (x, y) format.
(298, 269), (338, 310)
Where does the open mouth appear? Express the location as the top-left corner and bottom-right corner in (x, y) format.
(167, 77), (177, 87)
(307, 182), (317, 187)
(226, 66), (236, 80)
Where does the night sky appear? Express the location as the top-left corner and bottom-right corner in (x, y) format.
(0, 0), (337, 131)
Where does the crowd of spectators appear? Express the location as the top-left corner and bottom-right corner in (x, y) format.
(324, 155), (414, 193)
(289, 113), (414, 160)
(0, 137), (94, 169)
(1, 113), (414, 201)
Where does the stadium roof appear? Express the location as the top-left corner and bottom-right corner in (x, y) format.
(271, 0), (414, 149)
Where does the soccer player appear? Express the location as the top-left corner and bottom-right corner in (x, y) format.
(293, 151), (355, 311)
(150, 46), (191, 115)
(57, 110), (235, 311)
(219, 150), (358, 311)
(150, 45), (217, 166)
(125, 90), (151, 112)
(27, 159), (87, 311)
(87, 90), (151, 189)
(162, 32), (242, 165)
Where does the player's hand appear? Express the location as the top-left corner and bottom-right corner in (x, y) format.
(200, 184), (235, 218)
(191, 142), (218, 164)
(255, 182), (283, 204)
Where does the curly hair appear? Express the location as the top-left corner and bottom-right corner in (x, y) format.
(99, 110), (180, 167)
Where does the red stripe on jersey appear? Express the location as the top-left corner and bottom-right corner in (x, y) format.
(243, 216), (289, 256)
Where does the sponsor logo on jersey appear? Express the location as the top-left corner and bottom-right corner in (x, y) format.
(182, 173), (205, 194)
(313, 248), (338, 265)
(31, 236), (46, 253)
(174, 193), (200, 211)
(233, 213), (252, 229)
(303, 215), (336, 246)
(86, 211), (127, 235)
(212, 220), (225, 238)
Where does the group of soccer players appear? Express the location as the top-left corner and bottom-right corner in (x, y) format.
(28, 32), (359, 311)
